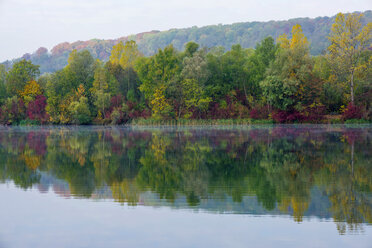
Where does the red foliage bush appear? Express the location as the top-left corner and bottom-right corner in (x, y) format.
(272, 105), (326, 123)
(204, 94), (250, 119)
(342, 103), (363, 120)
(8, 99), (26, 124)
(272, 110), (304, 123)
(27, 95), (49, 124)
(249, 105), (270, 119)
(110, 94), (125, 109)
(301, 105), (326, 123)
(107, 95), (151, 124)
(0, 107), (7, 125)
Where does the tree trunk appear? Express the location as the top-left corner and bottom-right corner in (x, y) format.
(178, 105), (182, 120)
(350, 71), (354, 105)
(351, 140), (354, 176)
(243, 83), (248, 105)
(127, 69), (130, 97)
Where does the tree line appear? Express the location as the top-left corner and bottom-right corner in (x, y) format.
(0, 13), (371, 125)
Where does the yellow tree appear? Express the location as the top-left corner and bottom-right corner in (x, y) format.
(110, 41), (125, 65)
(150, 86), (172, 119)
(91, 60), (110, 119)
(110, 40), (142, 67)
(120, 40), (142, 68)
(327, 13), (372, 104)
(277, 24), (309, 50)
(261, 24), (313, 110)
(110, 40), (142, 98)
(21, 80), (42, 105)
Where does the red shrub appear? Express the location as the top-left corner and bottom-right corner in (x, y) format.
(110, 94), (125, 109)
(301, 105), (326, 123)
(272, 110), (304, 123)
(27, 95), (49, 124)
(342, 103), (363, 120)
(9, 99), (26, 124)
(272, 105), (326, 123)
(205, 94), (249, 119)
(249, 105), (270, 119)
(0, 107), (7, 125)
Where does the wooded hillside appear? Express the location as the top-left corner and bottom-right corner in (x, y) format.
(3, 11), (371, 74)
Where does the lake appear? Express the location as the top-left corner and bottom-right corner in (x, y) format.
(0, 125), (371, 248)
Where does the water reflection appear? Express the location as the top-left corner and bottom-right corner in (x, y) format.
(0, 125), (371, 235)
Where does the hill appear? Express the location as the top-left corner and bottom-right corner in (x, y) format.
(3, 10), (372, 73)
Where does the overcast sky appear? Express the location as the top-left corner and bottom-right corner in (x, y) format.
(0, 0), (371, 61)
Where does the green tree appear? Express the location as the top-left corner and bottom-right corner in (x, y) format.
(247, 37), (278, 99)
(181, 48), (209, 84)
(327, 13), (372, 105)
(91, 60), (111, 119)
(44, 50), (95, 123)
(184, 41), (200, 57)
(205, 46), (227, 98)
(45, 69), (70, 123)
(109, 41), (142, 100)
(69, 96), (92, 124)
(260, 25), (313, 110)
(222, 44), (253, 101)
(6, 59), (40, 96)
(0, 64), (7, 104)
(137, 45), (180, 116)
(65, 50), (95, 91)
(181, 79), (211, 119)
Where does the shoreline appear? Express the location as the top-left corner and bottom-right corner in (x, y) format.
(0, 119), (371, 128)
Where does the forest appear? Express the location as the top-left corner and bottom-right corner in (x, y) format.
(3, 11), (371, 74)
(0, 13), (371, 125)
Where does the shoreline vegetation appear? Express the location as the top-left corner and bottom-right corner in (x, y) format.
(0, 13), (371, 126)
(4, 117), (371, 127)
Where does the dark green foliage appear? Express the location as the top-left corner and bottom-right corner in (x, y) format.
(321, 83), (344, 113)
(65, 50), (95, 91)
(5, 59), (40, 96)
(0, 65), (7, 104)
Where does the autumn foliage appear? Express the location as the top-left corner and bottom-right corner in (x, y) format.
(0, 13), (371, 125)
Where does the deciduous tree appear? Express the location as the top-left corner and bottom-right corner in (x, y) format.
(327, 13), (372, 104)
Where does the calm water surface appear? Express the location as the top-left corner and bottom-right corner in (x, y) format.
(0, 125), (371, 247)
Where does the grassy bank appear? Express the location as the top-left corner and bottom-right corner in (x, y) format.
(128, 118), (371, 126)
(5, 117), (370, 127)
(129, 118), (274, 126)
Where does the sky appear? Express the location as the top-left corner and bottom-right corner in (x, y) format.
(0, 0), (371, 61)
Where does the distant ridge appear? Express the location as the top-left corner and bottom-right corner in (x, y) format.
(3, 10), (371, 73)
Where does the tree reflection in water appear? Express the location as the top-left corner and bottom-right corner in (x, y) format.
(0, 125), (371, 234)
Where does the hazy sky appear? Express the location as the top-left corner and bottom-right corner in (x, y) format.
(0, 0), (371, 61)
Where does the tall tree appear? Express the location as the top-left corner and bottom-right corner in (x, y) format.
(109, 41), (142, 100)
(6, 60), (40, 96)
(327, 13), (372, 105)
(181, 48), (209, 84)
(91, 61), (111, 119)
(247, 37), (278, 98)
(222, 44), (253, 100)
(260, 24), (313, 111)
(137, 45), (180, 101)
(184, 41), (199, 57)
(65, 50), (95, 91)
(20, 80), (43, 105)
(0, 64), (7, 104)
